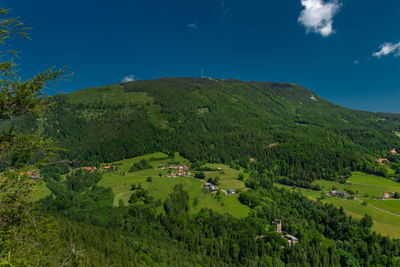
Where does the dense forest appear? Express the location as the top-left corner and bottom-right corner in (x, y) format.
(7, 169), (400, 266)
(10, 78), (400, 183)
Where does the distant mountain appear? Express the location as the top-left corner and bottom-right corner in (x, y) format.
(16, 78), (400, 182)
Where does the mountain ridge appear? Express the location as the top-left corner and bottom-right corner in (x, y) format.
(10, 77), (400, 182)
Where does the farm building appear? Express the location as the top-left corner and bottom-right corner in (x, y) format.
(391, 148), (398, 155)
(330, 190), (350, 198)
(203, 183), (217, 191)
(381, 192), (391, 199)
(228, 189), (236, 195)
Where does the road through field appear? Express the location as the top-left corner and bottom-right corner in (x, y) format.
(356, 199), (400, 217)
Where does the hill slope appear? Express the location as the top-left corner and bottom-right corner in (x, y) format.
(17, 78), (400, 182)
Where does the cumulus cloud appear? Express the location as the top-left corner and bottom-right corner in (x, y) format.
(187, 23), (198, 29)
(298, 0), (341, 37)
(121, 75), (136, 83)
(373, 42), (400, 58)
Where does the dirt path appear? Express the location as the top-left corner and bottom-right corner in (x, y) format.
(355, 199), (400, 217)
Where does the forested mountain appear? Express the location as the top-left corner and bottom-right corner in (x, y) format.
(5, 77), (400, 266)
(14, 77), (400, 183)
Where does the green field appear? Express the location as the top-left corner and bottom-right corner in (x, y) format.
(275, 172), (400, 238)
(313, 172), (400, 198)
(30, 181), (52, 202)
(67, 84), (153, 105)
(201, 163), (247, 191)
(97, 153), (249, 218)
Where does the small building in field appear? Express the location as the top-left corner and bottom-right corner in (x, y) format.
(228, 189), (236, 195)
(103, 166), (111, 171)
(391, 148), (398, 155)
(382, 192), (391, 199)
(330, 190), (350, 198)
(203, 183), (217, 191)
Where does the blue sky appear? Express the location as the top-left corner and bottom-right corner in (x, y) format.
(6, 0), (400, 113)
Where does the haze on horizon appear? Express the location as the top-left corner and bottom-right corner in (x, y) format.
(6, 0), (400, 113)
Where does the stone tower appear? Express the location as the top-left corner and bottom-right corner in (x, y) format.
(272, 219), (282, 234)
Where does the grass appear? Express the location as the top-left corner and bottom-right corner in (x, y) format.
(111, 152), (189, 173)
(363, 199), (400, 215)
(395, 131), (400, 138)
(30, 181), (51, 202)
(97, 154), (250, 218)
(313, 172), (400, 198)
(274, 183), (322, 201)
(324, 198), (400, 239)
(201, 163), (247, 190)
(276, 171), (400, 238)
(67, 84), (153, 105)
(98, 171), (249, 218)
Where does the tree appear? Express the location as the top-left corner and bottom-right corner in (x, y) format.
(360, 214), (373, 228)
(147, 176), (152, 183)
(0, 7), (66, 263)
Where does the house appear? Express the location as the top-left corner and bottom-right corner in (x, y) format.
(203, 183), (217, 191)
(382, 192), (391, 199)
(228, 189), (236, 195)
(85, 167), (96, 173)
(330, 190), (350, 198)
(103, 166), (111, 171)
(376, 158), (390, 163)
(157, 166), (166, 170)
(391, 148), (398, 155)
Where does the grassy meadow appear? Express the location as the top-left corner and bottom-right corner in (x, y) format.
(97, 153), (249, 218)
(275, 171), (400, 238)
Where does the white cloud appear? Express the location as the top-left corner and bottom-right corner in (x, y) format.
(298, 0), (341, 37)
(353, 60), (359, 65)
(373, 42), (400, 58)
(187, 23), (198, 29)
(121, 75), (136, 83)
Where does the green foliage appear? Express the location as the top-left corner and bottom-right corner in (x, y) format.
(0, 7), (67, 264)
(194, 171), (205, 179)
(129, 159), (152, 172)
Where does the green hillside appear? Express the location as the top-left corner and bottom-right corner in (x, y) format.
(276, 171), (400, 238)
(13, 78), (400, 185)
(97, 152), (249, 218)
